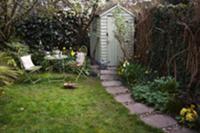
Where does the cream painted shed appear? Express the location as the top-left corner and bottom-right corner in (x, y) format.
(90, 4), (135, 66)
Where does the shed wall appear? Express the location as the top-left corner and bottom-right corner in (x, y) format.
(90, 17), (101, 62)
(99, 8), (135, 66)
(100, 15), (108, 65)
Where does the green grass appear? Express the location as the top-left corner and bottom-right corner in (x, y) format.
(0, 73), (163, 133)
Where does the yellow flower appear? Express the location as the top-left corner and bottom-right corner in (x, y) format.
(123, 60), (129, 67)
(192, 110), (198, 119)
(190, 104), (195, 109)
(187, 108), (192, 113)
(185, 113), (195, 122)
(70, 50), (75, 57)
(180, 108), (188, 116)
(63, 47), (66, 50)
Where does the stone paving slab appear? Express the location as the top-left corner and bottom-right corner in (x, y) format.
(164, 124), (197, 133)
(102, 81), (122, 87)
(141, 114), (177, 128)
(105, 87), (129, 95)
(124, 103), (154, 114)
(172, 127), (197, 133)
(100, 75), (120, 81)
(114, 94), (134, 103)
(107, 67), (117, 70)
(163, 125), (197, 133)
(100, 70), (116, 75)
(91, 65), (99, 69)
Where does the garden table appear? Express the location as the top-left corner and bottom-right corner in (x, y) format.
(44, 55), (68, 82)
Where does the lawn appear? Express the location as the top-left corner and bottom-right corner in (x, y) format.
(0, 73), (163, 133)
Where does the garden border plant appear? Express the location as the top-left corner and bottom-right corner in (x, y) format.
(119, 1), (200, 130)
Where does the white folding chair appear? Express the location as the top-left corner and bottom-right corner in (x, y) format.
(20, 55), (42, 83)
(75, 52), (87, 81)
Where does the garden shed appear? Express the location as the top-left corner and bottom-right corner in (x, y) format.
(90, 4), (135, 66)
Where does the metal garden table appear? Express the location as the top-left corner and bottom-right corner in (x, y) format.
(44, 55), (68, 82)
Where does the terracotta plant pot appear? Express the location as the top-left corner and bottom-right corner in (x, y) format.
(63, 82), (77, 89)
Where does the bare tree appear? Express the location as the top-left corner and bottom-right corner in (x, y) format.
(0, 0), (39, 47)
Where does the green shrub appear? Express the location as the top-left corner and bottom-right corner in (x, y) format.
(131, 76), (179, 111)
(150, 76), (179, 93)
(165, 95), (184, 114)
(132, 85), (170, 111)
(0, 52), (22, 86)
(6, 41), (29, 56)
(16, 11), (89, 51)
(118, 61), (147, 85)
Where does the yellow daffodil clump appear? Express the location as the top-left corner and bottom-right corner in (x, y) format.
(69, 47), (75, 57)
(180, 105), (198, 123)
(118, 60), (129, 75)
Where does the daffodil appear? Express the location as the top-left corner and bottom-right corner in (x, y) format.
(186, 113), (195, 122)
(123, 60), (129, 67)
(70, 50), (75, 57)
(192, 110), (198, 119)
(180, 108), (188, 116)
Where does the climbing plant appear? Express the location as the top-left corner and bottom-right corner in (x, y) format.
(113, 8), (132, 60)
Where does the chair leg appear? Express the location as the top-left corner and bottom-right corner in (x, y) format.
(23, 72), (33, 83)
(75, 64), (86, 82)
(23, 70), (41, 84)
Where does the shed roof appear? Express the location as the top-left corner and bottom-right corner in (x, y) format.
(97, 3), (135, 17)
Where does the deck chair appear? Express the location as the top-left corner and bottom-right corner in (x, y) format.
(75, 52), (87, 81)
(74, 45), (88, 81)
(20, 55), (42, 84)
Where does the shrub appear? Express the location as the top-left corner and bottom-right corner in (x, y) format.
(165, 96), (184, 114)
(0, 52), (22, 86)
(4, 41), (31, 68)
(150, 76), (179, 93)
(118, 61), (147, 85)
(131, 76), (179, 111)
(16, 11), (89, 51)
(132, 85), (170, 111)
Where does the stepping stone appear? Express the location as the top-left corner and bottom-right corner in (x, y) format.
(100, 75), (119, 81)
(141, 114), (177, 128)
(91, 65), (99, 69)
(102, 81), (122, 87)
(91, 65), (100, 75)
(100, 70), (116, 75)
(124, 103), (154, 114)
(114, 94), (134, 103)
(105, 87), (129, 95)
(107, 67), (117, 70)
(168, 126), (197, 133)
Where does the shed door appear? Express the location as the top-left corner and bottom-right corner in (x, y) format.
(107, 16), (123, 66)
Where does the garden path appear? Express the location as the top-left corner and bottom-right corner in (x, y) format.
(91, 65), (196, 133)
